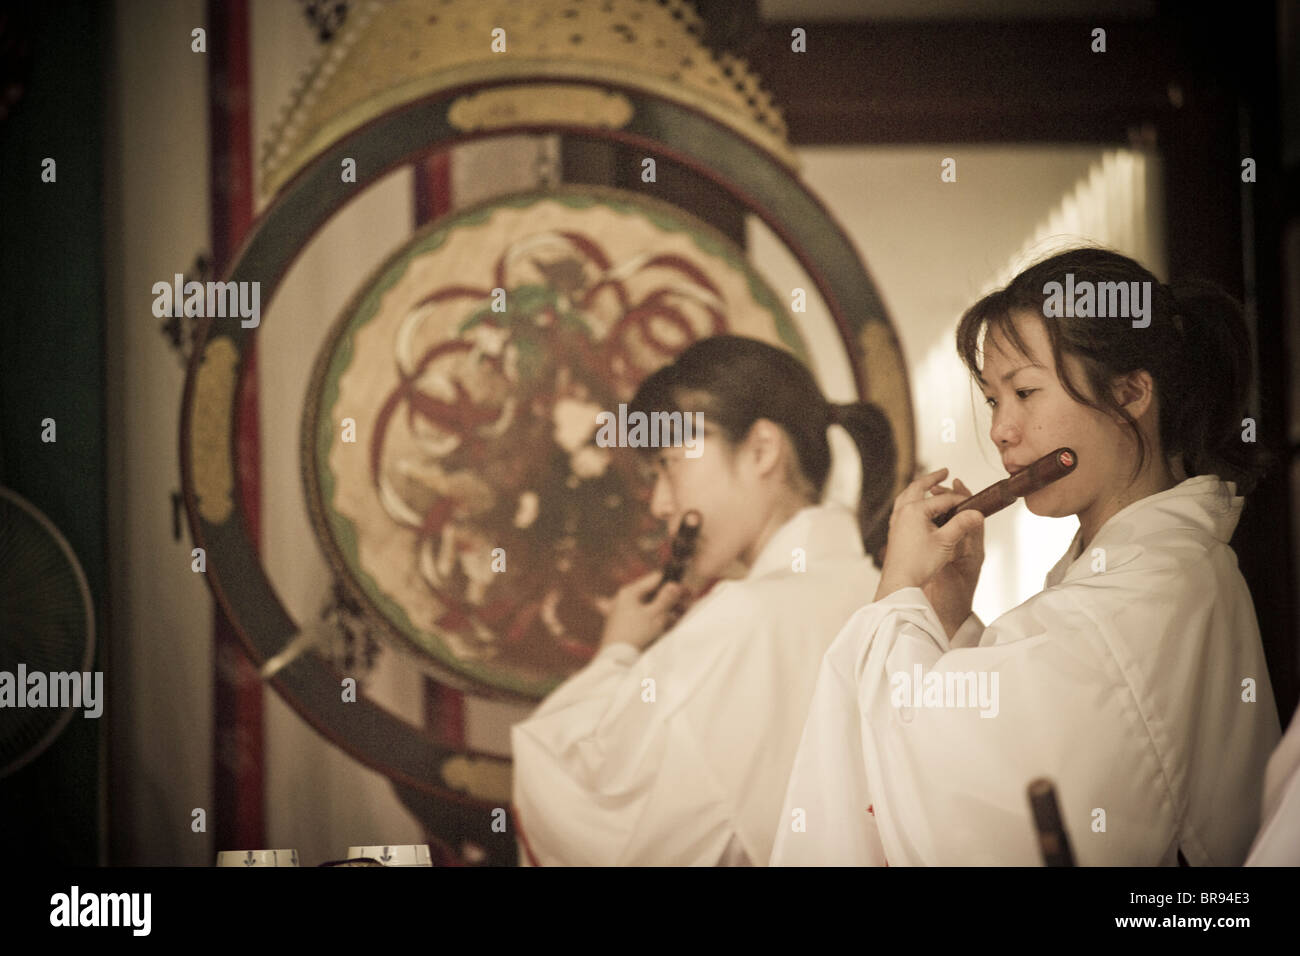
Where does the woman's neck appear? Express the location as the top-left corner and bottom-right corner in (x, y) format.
(740, 494), (812, 569)
(1078, 458), (1180, 552)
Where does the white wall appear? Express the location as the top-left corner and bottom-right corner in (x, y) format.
(105, 0), (213, 866)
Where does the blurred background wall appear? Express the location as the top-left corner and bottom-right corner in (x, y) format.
(0, 0), (107, 865)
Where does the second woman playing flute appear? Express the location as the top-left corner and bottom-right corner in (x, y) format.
(511, 335), (897, 865)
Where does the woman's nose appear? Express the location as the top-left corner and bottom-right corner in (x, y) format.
(990, 408), (1020, 447)
(649, 473), (675, 521)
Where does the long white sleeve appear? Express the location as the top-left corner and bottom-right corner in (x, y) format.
(510, 592), (748, 866)
(855, 584), (1177, 865)
(1245, 701), (1300, 866)
(776, 477), (1279, 866)
(769, 617), (889, 866)
(776, 557), (1276, 865)
(510, 504), (884, 866)
(509, 503), (894, 865)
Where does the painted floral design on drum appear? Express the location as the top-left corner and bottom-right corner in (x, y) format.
(307, 189), (801, 698)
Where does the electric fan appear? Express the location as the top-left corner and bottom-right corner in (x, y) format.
(0, 485), (96, 778)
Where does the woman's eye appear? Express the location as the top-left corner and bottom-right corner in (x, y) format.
(983, 396), (996, 408)
(1016, 388), (1036, 400)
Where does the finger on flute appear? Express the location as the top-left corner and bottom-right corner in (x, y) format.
(933, 448), (1077, 527)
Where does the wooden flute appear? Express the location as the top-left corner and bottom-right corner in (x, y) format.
(642, 509), (702, 603)
(1027, 777), (1076, 866)
(933, 447), (1078, 527)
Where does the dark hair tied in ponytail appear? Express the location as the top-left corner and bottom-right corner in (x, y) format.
(828, 400), (896, 565)
(1162, 280), (1272, 495)
(629, 336), (897, 561)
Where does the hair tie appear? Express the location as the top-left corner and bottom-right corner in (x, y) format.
(1163, 282), (1187, 336)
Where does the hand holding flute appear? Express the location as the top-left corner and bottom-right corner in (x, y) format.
(643, 510), (702, 603)
(598, 511), (702, 653)
(874, 449), (1078, 611)
(933, 448), (1077, 527)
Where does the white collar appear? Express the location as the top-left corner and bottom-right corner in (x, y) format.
(1046, 475), (1243, 588)
(744, 502), (866, 581)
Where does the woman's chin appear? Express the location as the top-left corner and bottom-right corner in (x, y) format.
(681, 560), (723, 592)
(1024, 494), (1067, 518)
(712, 558), (749, 582)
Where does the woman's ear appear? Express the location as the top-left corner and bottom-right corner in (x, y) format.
(743, 419), (786, 478)
(1111, 370), (1156, 419)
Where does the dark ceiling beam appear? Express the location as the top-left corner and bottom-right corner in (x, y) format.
(735, 19), (1183, 143)
(693, 0), (762, 58)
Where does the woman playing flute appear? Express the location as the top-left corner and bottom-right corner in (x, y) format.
(773, 247), (1281, 866)
(511, 335), (895, 865)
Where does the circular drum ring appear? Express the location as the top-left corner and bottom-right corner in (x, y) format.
(180, 76), (913, 809)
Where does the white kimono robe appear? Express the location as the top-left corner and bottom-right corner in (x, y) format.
(1245, 700), (1300, 866)
(510, 503), (880, 865)
(772, 476), (1280, 866)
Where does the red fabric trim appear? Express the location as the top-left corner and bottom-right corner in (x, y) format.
(413, 149), (452, 221)
(866, 805), (890, 866)
(208, 0), (262, 852)
(413, 150), (468, 751)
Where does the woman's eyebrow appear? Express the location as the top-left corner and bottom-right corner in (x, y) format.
(978, 362), (1046, 386)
